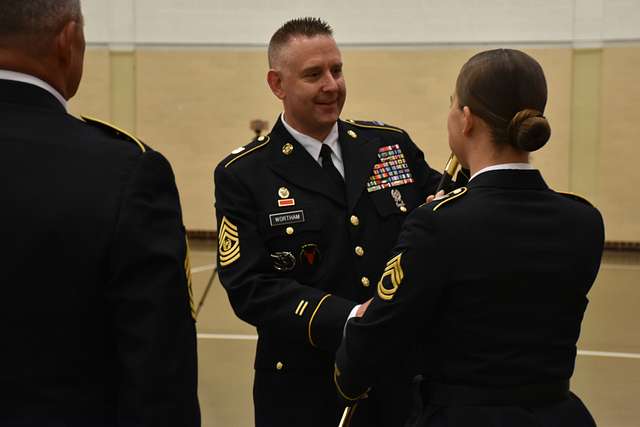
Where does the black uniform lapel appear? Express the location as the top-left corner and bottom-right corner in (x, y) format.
(339, 120), (381, 212)
(267, 119), (346, 207)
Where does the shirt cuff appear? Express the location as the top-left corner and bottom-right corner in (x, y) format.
(343, 304), (361, 337)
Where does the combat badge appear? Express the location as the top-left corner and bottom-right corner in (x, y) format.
(377, 253), (404, 301)
(219, 216), (240, 267)
(271, 252), (296, 272)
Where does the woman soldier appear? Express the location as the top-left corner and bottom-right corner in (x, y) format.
(334, 49), (604, 427)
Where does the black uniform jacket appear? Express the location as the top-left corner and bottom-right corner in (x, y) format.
(0, 79), (200, 427)
(214, 117), (441, 422)
(335, 169), (605, 426)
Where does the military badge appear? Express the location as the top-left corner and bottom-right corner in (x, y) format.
(367, 144), (414, 192)
(270, 251), (296, 272)
(218, 216), (240, 267)
(377, 253), (404, 301)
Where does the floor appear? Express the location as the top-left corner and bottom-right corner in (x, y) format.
(190, 241), (640, 427)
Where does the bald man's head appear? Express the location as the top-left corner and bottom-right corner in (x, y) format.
(268, 17), (333, 69)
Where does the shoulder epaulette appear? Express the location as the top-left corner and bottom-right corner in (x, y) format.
(343, 119), (405, 134)
(224, 135), (271, 168)
(433, 187), (468, 212)
(557, 191), (594, 207)
(82, 116), (146, 153)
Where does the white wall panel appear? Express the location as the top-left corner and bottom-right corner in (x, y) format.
(603, 0), (640, 40)
(81, 0), (640, 46)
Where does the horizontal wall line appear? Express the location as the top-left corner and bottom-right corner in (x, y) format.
(188, 230), (640, 252)
(86, 39), (640, 51)
(195, 334), (640, 360)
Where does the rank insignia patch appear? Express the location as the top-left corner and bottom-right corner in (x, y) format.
(377, 253), (404, 301)
(367, 144), (414, 192)
(219, 216), (240, 267)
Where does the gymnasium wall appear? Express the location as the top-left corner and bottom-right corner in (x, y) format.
(68, 0), (640, 242)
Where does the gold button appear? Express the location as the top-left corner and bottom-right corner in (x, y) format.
(276, 362), (284, 370)
(347, 130), (358, 139)
(350, 215), (360, 226)
(361, 277), (370, 287)
(355, 246), (364, 257)
(286, 227), (294, 235)
(257, 136), (266, 142)
(400, 206), (408, 213)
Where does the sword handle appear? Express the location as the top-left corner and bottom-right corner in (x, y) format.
(338, 403), (357, 427)
(436, 152), (460, 193)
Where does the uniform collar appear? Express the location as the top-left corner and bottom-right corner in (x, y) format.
(0, 69), (67, 111)
(469, 163), (533, 182)
(468, 168), (548, 190)
(280, 113), (341, 164)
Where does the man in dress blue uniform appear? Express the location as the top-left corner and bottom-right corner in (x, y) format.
(214, 17), (446, 427)
(0, 1), (200, 426)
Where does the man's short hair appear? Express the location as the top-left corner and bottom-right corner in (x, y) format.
(268, 17), (333, 68)
(0, 0), (81, 44)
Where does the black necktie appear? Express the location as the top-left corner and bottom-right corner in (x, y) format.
(319, 144), (346, 199)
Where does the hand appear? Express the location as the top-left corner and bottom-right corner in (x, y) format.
(426, 189), (445, 203)
(355, 298), (372, 317)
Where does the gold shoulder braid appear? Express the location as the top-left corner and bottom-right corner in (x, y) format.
(82, 116), (145, 153)
(433, 187), (468, 212)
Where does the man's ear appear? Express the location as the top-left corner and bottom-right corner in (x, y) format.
(267, 69), (285, 100)
(462, 106), (474, 136)
(54, 20), (78, 67)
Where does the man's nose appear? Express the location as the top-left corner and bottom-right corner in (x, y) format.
(321, 72), (339, 92)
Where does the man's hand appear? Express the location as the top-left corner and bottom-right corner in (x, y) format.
(426, 189), (445, 203)
(355, 298), (372, 317)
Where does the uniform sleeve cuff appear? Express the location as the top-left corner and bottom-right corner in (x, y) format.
(307, 294), (354, 351)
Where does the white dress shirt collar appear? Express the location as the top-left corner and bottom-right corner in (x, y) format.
(281, 113), (344, 177)
(0, 69), (67, 110)
(469, 163), (534, 182)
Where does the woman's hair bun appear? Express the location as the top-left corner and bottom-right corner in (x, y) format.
(507, 109), (551, 152)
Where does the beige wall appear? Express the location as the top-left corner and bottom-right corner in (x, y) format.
(69, 45), (640, 241)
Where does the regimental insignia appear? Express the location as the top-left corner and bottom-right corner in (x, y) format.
(377, 253), (404, 301)
(218, 216), (240, 267)
(282, 143), (294, 155)
(184, 237), (196, 320)
(271, 251), (296, 272)
(347, 130), (358, 139)
(299, 244), (320, 266)
(278, 187), (290, 199)
(367, 144), (415, 192)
